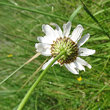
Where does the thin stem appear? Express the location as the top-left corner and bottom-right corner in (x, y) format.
(0, 63), (25, 85)
(17, 50), (66, 110)
(0, 53), (41, 85)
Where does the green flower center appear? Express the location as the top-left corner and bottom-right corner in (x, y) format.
(51, 37), (78, 65)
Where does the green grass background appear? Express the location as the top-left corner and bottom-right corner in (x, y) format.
(0, 0), (110, 110)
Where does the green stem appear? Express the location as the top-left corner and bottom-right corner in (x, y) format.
(17, 50), (66, 110)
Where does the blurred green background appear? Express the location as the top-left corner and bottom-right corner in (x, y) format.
(0, 0), (110, 110)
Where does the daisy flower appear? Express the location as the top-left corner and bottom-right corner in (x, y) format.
(35, 21), (95, 74)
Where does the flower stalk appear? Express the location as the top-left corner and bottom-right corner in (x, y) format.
(17, 50), (66, 110)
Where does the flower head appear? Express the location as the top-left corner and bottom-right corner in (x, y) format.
(7, 54), (13, 57)
(77, 76), (82, 81)
(35, 22), (95, 74)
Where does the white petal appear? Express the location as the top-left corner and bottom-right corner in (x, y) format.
(54, 61), (59, 65)
(50, 23), (63, 38)
(75, 68), (79, 73)
(35, 43), (51, 56)
(42, 24), (56, 41)
(41, 50), (51, 56)
(64, 63), (79, 74)
(42, 58), (53, 70)
(74, 60), (85, 71)
(79, 48), (95, 56)
(77, 33), (90, 47)
(37, 36), (53, 44)
(76, 57), (91, 69)
(71, 24), (84, 43)
(63, 21), (71, 37)
(42, 58), (57, 70)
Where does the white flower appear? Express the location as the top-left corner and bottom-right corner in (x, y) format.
(35, 22), (95, 74)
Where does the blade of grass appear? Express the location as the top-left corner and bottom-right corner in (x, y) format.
(0, 31), (36, 43)
(0, 53), (41, 85)
(17, 58), (48, 93)
(94, 7), (110, 16)
(69, 5), (82, 22)
(85, 55), (110, 109)
(80, 0), (110, 38)
(0, 2), (67, 21)
(0, 2), (102, 31)
(0, 34), (34, 53)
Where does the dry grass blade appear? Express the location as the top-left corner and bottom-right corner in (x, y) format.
(17, 58), (48, 92)
(0, 53), (41, 85)
(25, 53), (41, 65)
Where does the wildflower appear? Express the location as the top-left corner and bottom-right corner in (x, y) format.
(49, 82), (52, 84)
(7, 54), (13, 57)
(77, 76), (82, 81)
(35, 22), (95, 74)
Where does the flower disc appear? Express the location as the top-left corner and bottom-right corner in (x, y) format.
(51, 37), (78, 65)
